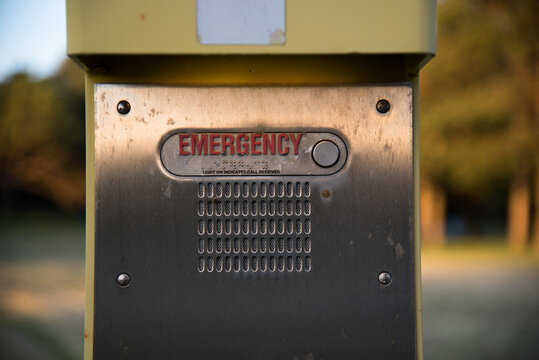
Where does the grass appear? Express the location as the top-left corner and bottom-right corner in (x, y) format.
(421, 238), (539, 360)
(1, 216), (538, 359)
(0, 213), (85, 360)
(0, 309), (77, 360)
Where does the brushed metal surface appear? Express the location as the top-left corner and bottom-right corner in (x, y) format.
(94, 85), (415, 359)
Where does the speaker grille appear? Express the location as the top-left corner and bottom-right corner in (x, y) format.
(197, 181), (312, 273)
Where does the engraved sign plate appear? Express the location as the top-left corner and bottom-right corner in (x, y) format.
(160, 132), (347, 176)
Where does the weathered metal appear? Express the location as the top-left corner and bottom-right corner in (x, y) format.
(93, 84), (416, 358)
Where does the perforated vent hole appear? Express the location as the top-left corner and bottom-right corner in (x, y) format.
(278, 256), (285, 272)
(198, 238), (204, 254)
(287, 256), (293, 271)
(269, 238), (276, 253)
(216, 238), (222, 253)
(286, 201), (293, 216)
(215, 183), (222, 198)
(286, 182), (293, 197)
(295, 182), (302, 197)
(216, 220), (222, 235)
(287, 238), (294, 253)
(305, 256), (312, 272)
(198, 257), (205, 272)
(278, 238), (285, 253)
(207, 183), (214, 198)
(215, 201), (222, 216)
(198, 201), (204, 216)
(278, 182), (285, 197)
(269, 183), (275, 197)
(207, 256), (214, 272)
(198, 183), (205, 198)
(216, 256), (222, 272)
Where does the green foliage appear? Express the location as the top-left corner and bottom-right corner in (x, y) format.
(420, 0), (538, 197)
(0, 60), (85, 211)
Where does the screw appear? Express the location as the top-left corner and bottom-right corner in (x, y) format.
(376, 99), (390, 114)
(378, 271), (392, 286)
(117, 100), (131, 115)
(117, 273), (131, 287)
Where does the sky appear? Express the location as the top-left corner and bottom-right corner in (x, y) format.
(0, 0), (67, 82)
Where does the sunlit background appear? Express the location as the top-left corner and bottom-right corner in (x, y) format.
(0, 0), (538, 359)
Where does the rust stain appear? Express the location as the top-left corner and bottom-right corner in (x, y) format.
(84, 329), (90, 338)
(140, 13), (146, 21)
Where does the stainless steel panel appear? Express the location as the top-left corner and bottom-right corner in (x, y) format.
(94, 84), (415, 359)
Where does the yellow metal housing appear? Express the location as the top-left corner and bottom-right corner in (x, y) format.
(67, 0), (435, 57)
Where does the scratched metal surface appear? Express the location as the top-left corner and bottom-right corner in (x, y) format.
(93, 85), (415, 359)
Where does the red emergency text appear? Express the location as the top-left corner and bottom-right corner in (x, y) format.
(178, 133), (304, 156)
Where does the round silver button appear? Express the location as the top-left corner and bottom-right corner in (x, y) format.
(312, 140), (340, 168)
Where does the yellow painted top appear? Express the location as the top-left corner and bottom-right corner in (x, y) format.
(67, 0), (436, 57)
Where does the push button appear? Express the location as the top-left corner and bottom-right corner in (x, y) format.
(312, 140), (340, 167)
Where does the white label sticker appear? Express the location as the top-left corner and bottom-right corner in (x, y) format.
(197, 0), (286, 45)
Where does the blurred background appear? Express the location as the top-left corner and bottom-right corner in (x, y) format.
(0, 0), (537, 359)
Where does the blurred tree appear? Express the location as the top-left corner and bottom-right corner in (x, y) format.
(0, 60), (85, 212)
(420, 0), (538, 246)
(420, 180), (446, 245)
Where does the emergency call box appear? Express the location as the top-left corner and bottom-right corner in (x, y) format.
(93, 85), (416, 358)
(67, 0), (435, 358)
